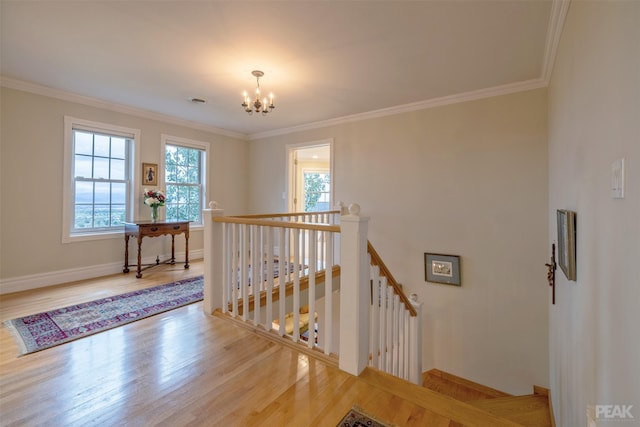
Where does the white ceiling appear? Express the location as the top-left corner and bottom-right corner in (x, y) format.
(0, 1), (557, 139)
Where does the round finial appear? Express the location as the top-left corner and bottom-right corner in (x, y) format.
(348, 203), (360, 215)
(209, 201), (218, 209)
(410, 293), (418, 303)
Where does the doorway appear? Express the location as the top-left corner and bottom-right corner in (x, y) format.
(287, 140), (333, 213)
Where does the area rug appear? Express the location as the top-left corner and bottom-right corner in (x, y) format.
(337, 406), (394, 427)
(3, 275), (204, 356)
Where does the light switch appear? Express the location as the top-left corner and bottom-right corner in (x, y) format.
(611, 158), (625, 199)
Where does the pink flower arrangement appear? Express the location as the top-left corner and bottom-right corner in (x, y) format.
(143, 188), (166, 207)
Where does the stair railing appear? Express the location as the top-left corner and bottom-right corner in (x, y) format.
(203, 202), (422, 384)
(203, 203), (341, 356)
(368, 241), (423, 384)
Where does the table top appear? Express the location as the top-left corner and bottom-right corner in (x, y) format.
(125, 220), (190, 226)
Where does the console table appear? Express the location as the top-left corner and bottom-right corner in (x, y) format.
(123, 220), (190, 278)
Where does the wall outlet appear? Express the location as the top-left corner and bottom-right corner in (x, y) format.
(611, 158), (625, 199)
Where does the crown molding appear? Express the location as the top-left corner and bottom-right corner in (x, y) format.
(541, 0), (571, 83)
(248, 78), (547, 140)
(2, 0), (568, 142)
(0, 76), (247, 140)
(249, 0), (569, 141)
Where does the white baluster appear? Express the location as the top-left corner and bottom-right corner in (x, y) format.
(278, 228), (286, 336)
(292, 228), (301, 341)
(308, 229), (316, 348)
(265, 227), (274, 331)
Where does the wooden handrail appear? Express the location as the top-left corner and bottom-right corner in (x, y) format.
(368, 241), (417, 317)
(229, 210), (341, 220)
(213, 215), (341, 233)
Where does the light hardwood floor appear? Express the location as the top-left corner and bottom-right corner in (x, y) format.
(0, 261), (459, 427)
(0, 261), (553, 427)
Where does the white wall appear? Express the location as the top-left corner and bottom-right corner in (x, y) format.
(548, 2), (640, 426)
(0, 87), (248, 289)
(248, 88), (549, 394)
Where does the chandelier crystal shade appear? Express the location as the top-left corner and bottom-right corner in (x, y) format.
(242, 70), (275, 115)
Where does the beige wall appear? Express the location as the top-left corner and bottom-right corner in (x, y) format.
(249, 88), (549, 394)
(548, 2), (640, 426)
(0, 87), (248, 285)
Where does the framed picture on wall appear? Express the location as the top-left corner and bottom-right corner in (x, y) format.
(557, 209), (576, 281)
(425, 253), (461, 286)
(142, 163), (158, 186)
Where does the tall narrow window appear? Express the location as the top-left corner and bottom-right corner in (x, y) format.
(63, 117), (139, 242)
(162, 135), (208, 225)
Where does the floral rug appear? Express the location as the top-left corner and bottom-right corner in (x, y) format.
(3, 275), (204, 356)
(337, 406), (394, 427)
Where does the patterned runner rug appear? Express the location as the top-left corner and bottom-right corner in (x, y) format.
(337, 406), (394, 427)
(4, 275), (204, 356)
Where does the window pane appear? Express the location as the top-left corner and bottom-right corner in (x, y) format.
(176, 147), (190, 165)
(94, 205), (111, 227)
(94, 134), (110, 157)
(111, 205), (126, 226)
(94, 157), (110, 179)
(74, 131), (93, 155)
(186, 166), (199, 183)
(112, 183), (126, 204)
(75, 181), (93, 204)
(75, 155), (93, 178)
(177, 185), (188, 203)
(111, 137), (126, 159)
(189, 186), (200, 204)
(74, 205), (93, 229)
(166, 184), (178, 201)
(176, 165), (188, 183)
(111, 158), (125, 180)
(188, 150), (199, 167)
(94, 182), (110, 204)
(189, 204), (200, 221)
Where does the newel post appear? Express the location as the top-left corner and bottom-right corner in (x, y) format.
(339, 203), (370, 376)
(409, 293), (424, 384)
(203, 201), (224, 315)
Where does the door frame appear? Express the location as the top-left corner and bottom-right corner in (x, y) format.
(285, 138), (334, 213)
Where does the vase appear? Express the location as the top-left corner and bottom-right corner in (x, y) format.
(151, 205), (159, 222)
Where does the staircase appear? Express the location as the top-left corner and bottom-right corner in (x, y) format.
(422, 369), (553, 426)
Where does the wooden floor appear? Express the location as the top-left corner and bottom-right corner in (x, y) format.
(0, 261), (548, 427)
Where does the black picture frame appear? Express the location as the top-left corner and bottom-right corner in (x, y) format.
(556, 209), (576, 281)
(425, 253), (461, 286)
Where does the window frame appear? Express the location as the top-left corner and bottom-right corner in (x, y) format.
(160, 134), (209, 228)
(62, 116), (140, 243)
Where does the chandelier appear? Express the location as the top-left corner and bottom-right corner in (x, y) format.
(242, 70), (275, 115)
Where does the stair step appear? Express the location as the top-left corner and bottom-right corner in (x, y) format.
(422, 369), (511, 401)
(468, 394), (552, 427)
(361, 368), (522, 427)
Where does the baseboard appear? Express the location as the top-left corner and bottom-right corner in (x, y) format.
(0, 249), (203, 295)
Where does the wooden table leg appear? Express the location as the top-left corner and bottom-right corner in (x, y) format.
(170, 235), (176, 264)
(184, 232), (190, 269)
(123, 235), (130, 273)
(136, 235), (143, 278)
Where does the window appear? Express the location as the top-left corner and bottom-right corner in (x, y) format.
(162, 135), (209, 225)
(303, 170), (331, 212)
(63, 117), (139, 242)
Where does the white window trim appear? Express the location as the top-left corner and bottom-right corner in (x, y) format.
(62, 116), (140, 243)
(160, 134), (210, 229)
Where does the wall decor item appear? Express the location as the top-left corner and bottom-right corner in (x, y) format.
(425, 253), (461, 286)
(142, 163), (157, 186)
(556, 209), (576, 281)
